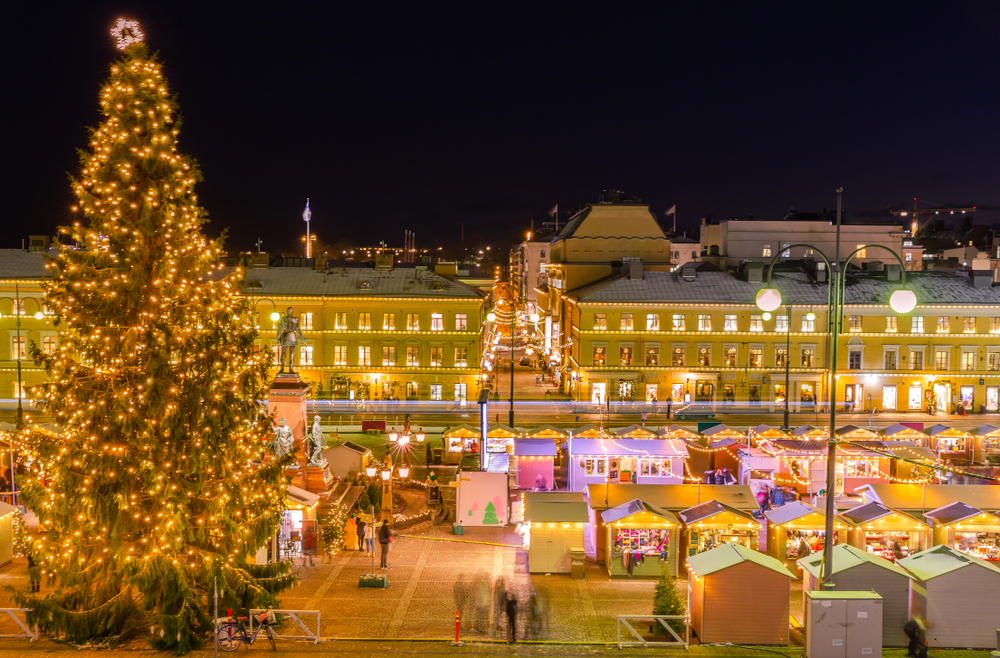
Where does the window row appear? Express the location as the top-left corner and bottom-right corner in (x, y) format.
(847, 347), (1000, 372)
(274, 345), (470, 367)
(592, 344), (814, 368)
(592, 313), (1000, 334)
(9, 335), (57, 359)
(270, 312), (469, 332)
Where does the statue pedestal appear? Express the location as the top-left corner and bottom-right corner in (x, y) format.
(304, 463), (334, 492)
(268, 374), (309, 457)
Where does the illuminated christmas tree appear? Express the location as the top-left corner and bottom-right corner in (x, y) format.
(15, 20), (295, 653)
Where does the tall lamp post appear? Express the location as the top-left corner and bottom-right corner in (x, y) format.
(755, 199), (917, 588)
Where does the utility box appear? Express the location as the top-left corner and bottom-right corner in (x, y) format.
(570, 548), (586, 579)
(804, 591), (882, 658)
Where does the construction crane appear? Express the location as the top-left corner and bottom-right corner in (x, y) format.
(890, 198), (976, 238)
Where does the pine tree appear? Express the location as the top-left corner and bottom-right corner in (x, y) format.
(16, 27), (294, 653)
(652, 565), (686, 635)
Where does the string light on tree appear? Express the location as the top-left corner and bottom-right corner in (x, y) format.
(110, 18), (144, 50)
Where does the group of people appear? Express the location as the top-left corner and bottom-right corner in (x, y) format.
(700, 468), (735, 485)
(755, 483), (797, 512)
(345, 514), (395, 569)
(453, 575), (548, 642)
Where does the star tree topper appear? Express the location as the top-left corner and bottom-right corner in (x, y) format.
(111, 18), (144, 50)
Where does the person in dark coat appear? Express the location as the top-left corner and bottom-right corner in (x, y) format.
(904, 617), (928, 658)
(378, 521), (393, 569)
(355, 518), (366, 553)
(504, 592), (518, 643)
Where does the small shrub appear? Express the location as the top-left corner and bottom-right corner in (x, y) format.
(652, 564), (686, 635)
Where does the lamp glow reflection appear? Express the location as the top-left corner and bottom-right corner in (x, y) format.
(889, 289), (917, 314)
(755, 288), (782, 312)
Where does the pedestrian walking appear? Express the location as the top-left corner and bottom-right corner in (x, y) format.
(665, 398), (672, 420)
(504, 592), (518, 643)
(378, 520), (393, 569)
(355, 517), (366, 553)
(493, 576), (506, 635)
(26, 552), (39, 593)
(454, 575), (468, 629)
(302, 524), (315, 566)
(474, 577), (490, 632)
(364, 520), (374, 555)
(904, 617), (928, 658)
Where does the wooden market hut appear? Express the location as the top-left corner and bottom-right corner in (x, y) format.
(614, 424), (658, 439)
(880, 423), (928, 445)
(842, 501), (931, 559)
(570, 424), (607, 438)
(601, 499), (680, 577)
(791, 425), (828, 440)
(586, 484), (759, 563)
(835, 424), (883, 442)
(0, 502), (16, 567)
(799, 544), (913, 647)
(678, 500), (763, 560)
(523, 495), (588, 574)
(513, 438), (557, 491)
(687, 543), (794, 645)
(856, 483), (1000, 514)
(764, 500), (852, 571)
(898, 545), (1000, 649)
(441, 424), (480, 464)
(748, 424), (792, 442)
(924, 424), (973, 461)
(524, 425), (569, 441)
(484, 424), (524, 472)
(969, 424), (1000, 465)
(324, 440), (372, 479)
(682, 437), (740, 482)
(923, 501), (1000, 560)
(657, 425), (700, 441)
(701, 424), (746, 444)
(566, 437), (687, 491)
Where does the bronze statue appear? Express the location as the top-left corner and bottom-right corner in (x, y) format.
(276, 307), (305, 374)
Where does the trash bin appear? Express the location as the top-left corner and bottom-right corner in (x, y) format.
(452, 523), (465, 536)
(433, 447), (443, 465)
(570, 548), (585, 579)
(427, 485), (441, 505)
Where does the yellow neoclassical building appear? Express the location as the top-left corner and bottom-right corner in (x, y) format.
(556, 266), (1000, 414)
(0, 250), (484, 411)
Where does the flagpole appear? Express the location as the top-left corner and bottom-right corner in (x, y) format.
(305, 198), (311, 259)
(673, 206), (677, 234)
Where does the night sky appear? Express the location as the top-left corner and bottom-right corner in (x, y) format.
(4, 3), (1000, 255)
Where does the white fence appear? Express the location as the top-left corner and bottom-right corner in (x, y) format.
(249, 609), (320, 644)
(616, 615), (689, 649)
(0, 609), (37, 641)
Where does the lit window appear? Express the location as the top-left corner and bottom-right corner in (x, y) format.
(594, 313), (607, 330)
(724, 314), (737, 331)
(937, 317), (950, 333)
(698, 347), (711, 366)
(382, 345), (396, 365)
(885, 316), (897, 333)
(300, 345), (314, 366)
(334, 312), (347, 330)
(454, 383), (467, 401)
(848, 316), (862, 332)
(359, 313), (371, 330)
(334, 345), (347, 366)
(801, 349), (814, 367)
(749, 315), (763, 332)
(856, 244), (867, 258)
(12, 382), (25, 399)
(620, 347), (633, 366)
(762, 244), (772, 257)
(698, 314), (711, 331)
(593, 346), (606, 366)
(407, 314), (420, 331)
(724, 347), (737, 367)
(11, 336), (25, 360)
(42, 335), (56, 355)
(301, 312), (313, 330)
(406, 382), (419, 397)
(775, 348), (787, 368)
(430, 346), (443, 366)
(989, 351), (1000, 371)
(991, 318), (1000, 334)
(749, 348), (761, 368)
(620, 313), (633, 331)
(406, 346), (420, 366)
(430, 384), (442, 401)
(671, 347), (685, 366)
(646, 314), (659, 331)
(454, 347), (468, 367)
(672, 314), (685, 331)
(910, 350), (923, 370)
(964, 317), (976, 333)
(905, 252), (912, 262)
(455, 314), (467, 331)
(645, 347), (659, 366)
(935, 349), (948, 370)
(802, 316), (815, 332)
(781, 244), (790, 257)
(358, 346), (371, 366)
(911, 316), (924, 333)
(431, 313), (443, 331)
(848, 350), (861, 369)
(776, 315), (788, 333)
(961, 351), (975, 371)
(884, 350), (897, 370)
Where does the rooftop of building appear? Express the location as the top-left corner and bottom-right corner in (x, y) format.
(0, 250), (51, 279)
(239, 265), (483, 299)
(568, 268), (1000, 306)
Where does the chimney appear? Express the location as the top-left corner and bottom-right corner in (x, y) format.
(314, 254), (328, 270)
(886, 263), (901, 282)
(28, 235), (50, 252)
(746, 262), (764, 283)
(249, 252), (269, 268)
(815, 261), (827, 282)
(375, 253), (394, 270)
(435, 260), (458, 281)
(629, 260), (643, 280)
(971, 270), (992, 289)
(681, 263), (697, 281)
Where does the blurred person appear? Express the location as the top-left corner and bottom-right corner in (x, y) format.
(904, 616), (928, 658)
(504, 592), (518, 643)
(454, 574), (468, 629)
(493, 576), (507, 635)
(474, 576), (490, 632)
(378, 520), (393, 569)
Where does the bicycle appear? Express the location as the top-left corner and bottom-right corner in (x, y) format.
(216, 609), (277, 651)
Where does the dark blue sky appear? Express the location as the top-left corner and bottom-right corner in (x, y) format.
(4, 2), (999, 254)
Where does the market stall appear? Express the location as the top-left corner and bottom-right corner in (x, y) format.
(925, 424), (973, 461)
(513, 438), (557, 491)
(523, 496), (588, 574)
(614, 424), (658, 439)
(601, 498), (680, 577)
(524, 425), (569, 441)
(324, 440), (372, 480)
(835, 424), (882, 442)
(879, 423), (928, 445)
(485, 424), (523, 473)
(700, 424), (747, 445)
(924, 501), (1000, 561)
(678, 500), (763, 560)
(657, 425), (700, 441)
(791, 425), (828, 440)
(441, 424), (480, 465)
(567, 437), (688, 492)
(687, 543), (794, 645)
(856, 483), (1000, 513)
(899, 545), (1000, 649)
(842, 501), (931, 560)
(748, 424), (792, 442)
(764, 500), (852, 571)
(799, 544), (914, 647)
(969, 424), (1000, 465)
(682, 438), (739, 483)
(570, 425), (607, 438)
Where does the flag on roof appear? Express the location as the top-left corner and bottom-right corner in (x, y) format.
(302, 199), (311, 222)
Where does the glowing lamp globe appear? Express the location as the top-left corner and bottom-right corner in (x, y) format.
(415, 431), (425, 443)
(889, 289), (917, 314)
(399, 434), (410, 445)
(388, 430), (398, 442)
(755, 288), (782, 312)
(762, 312), (772, 321)
(398, 466), (410, 478)
(366, 465), (377, 478)
(270, 311), (280, 321)
(487, 312), (497, 322)
(806, 311), (816, 321)
(530, 312), (540, 323)
(34, 311), (44, 320)
(381, 468), (391, 481)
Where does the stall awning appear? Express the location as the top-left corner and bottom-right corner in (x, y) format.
(798, 544), (912, 580)
(614, 424), (658, 439)
(658, 425), (701, 440)
(524, 425), (569, 440)
(525, 500), (589, 523)
(486, 424), (523, 439)
(857, 483), (1000, 513)
(569, 438), (688, 458)
(923, 502), (1000, 528)
(924, 424), (972, 439)
(749, 424), (792, 440)
(836, 425), (883, 441)
(969, 424), (1000, 438)
(570, 425), (607, 438)
(898, 545), (1000, 581)
(764, 439), (934, 461)
(879, 424), (928, 441)
(840, 501), (928, 531)
(587, 484), (759, 512)
(286, 485), (320, 509)
(514, 438), (557, 457)
(792, 425), (829, 440)
(679, 500), (760, 527)
(442, 424), (482, 439)
(701, 424), (746, 441)
(600, 499), (680, 526)
(687, 542), (794, 578)
(764, 500), (852, 529)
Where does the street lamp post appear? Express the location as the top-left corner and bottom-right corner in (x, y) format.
(509, 301), (515, 427)
(755, 197), (916, 588)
